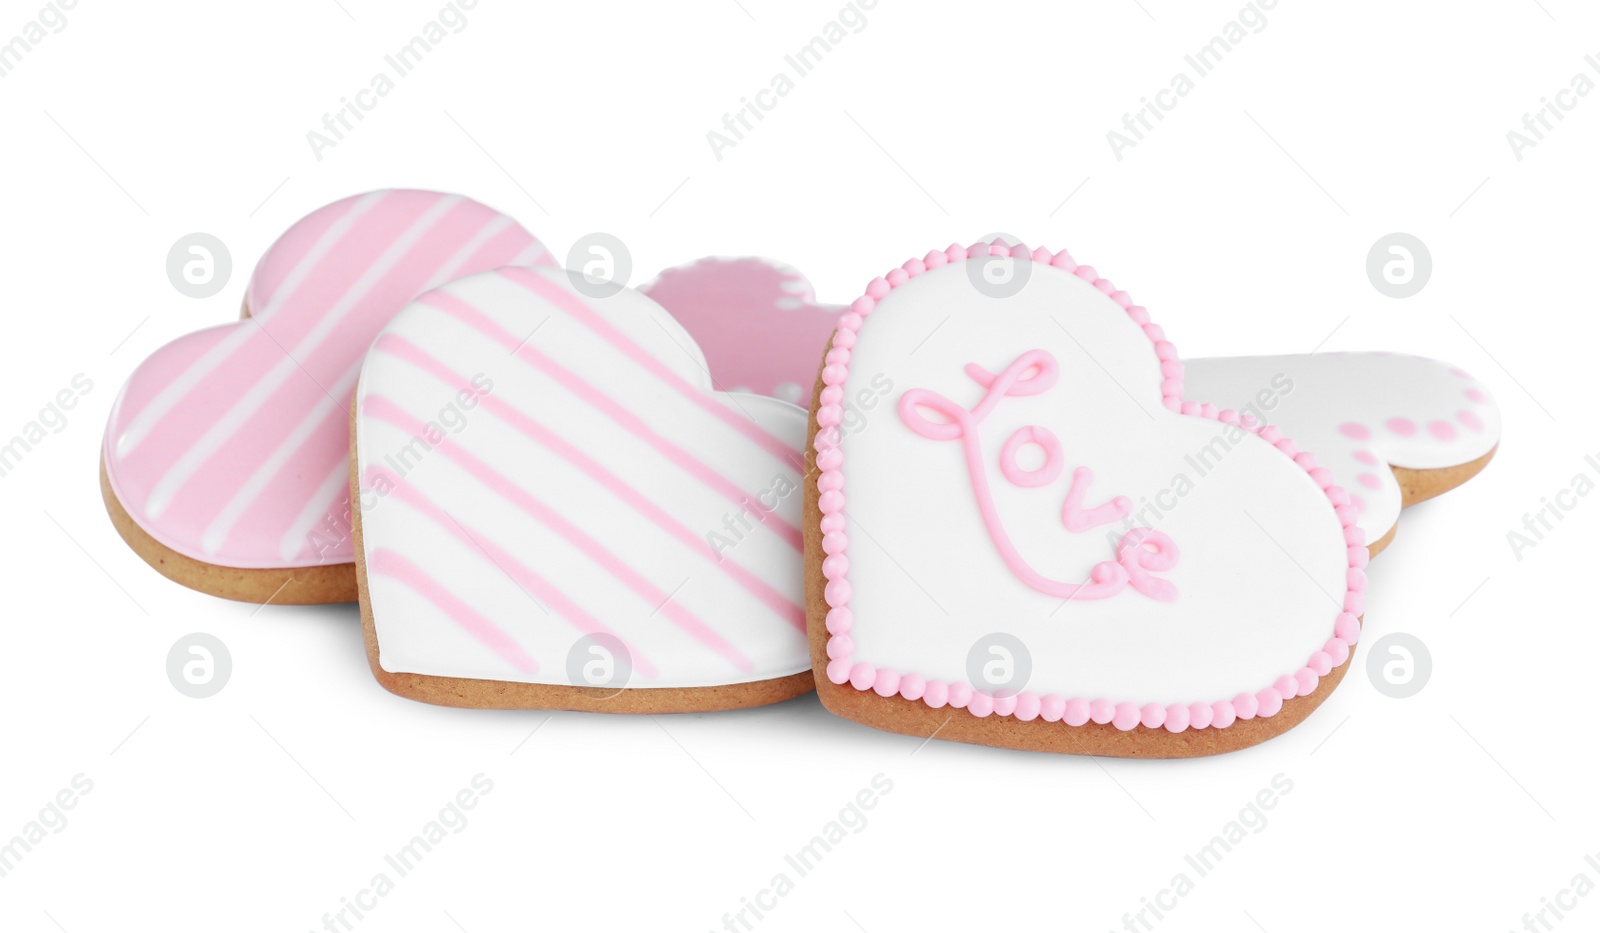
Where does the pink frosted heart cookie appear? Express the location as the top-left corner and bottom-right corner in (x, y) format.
(647, 254), (1499, 555)
(806, 243), (1368, 757)
(352, 267), (813, 711)
(102, 190), (552, 604)
(641, 257), (841, 406)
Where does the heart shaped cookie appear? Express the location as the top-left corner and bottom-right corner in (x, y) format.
(1183, 353), (1500, 549)
(641, 256), (839, 406)
(647, 254), (1500, 553)
(352, 267), (812, 711)
(806, 243), (1367, 757)
(102, 190), (551, 603)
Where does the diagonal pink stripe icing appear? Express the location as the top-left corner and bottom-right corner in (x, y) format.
(113, 193), (383, 465)
(367, 547), (540, 673)
(500, 266), (801, 468)
(140, 194), (466, 520)
(417, 289), (804, 552)
(373, 333), (806, 631)
(205, 394), (351, 557)
(115, 194), (394, 467)
(212, 205), (526, 553)
(367, 466), (659, 679)
(361, 395), (756, 673)
(103, 191), (554, 570)
(244, 191), (380, 316)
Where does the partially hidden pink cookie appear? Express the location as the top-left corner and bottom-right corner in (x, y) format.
(352, 267), (813, 711)
(102, 190), (552, 604)
(805, 242), (1366, 756)
(641, 257), (840, 406)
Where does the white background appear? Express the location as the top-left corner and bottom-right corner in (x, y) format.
(1, 1), (1596, 930)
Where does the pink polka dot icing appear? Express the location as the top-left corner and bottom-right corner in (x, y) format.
(1182, 352), (1501, 549)
(1356, 473), (1381, 490)
(1337, 422), (1370, 440)
(1428, 420), (1457, 441)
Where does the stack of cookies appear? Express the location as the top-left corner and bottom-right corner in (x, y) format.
(102, 189), (1500, 757)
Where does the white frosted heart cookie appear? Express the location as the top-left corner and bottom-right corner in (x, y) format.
(806, 243), (1368, 757)
(352, 267), (813, 711)
(1183, 353), (1499, 549)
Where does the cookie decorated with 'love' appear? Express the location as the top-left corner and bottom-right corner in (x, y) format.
(351, 266), (813, 711)
(805, 242), (1369, 757)
(102, 190), (552, 604)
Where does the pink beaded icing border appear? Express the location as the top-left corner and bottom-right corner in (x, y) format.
(814, 241), (1369, 734)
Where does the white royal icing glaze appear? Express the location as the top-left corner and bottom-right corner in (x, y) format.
(354, 267), (810, 689)
(839, 260), (1351, 704)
